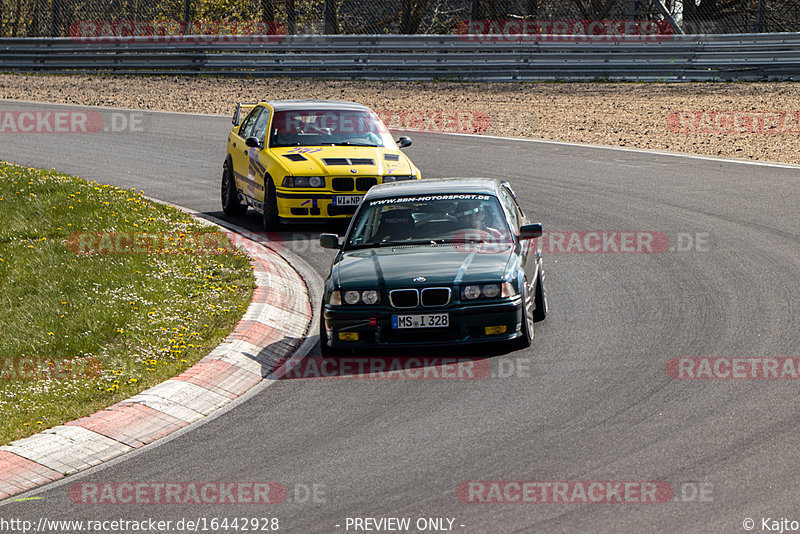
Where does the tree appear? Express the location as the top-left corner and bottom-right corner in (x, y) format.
(471, 0), (509, 20)
(400, 0), (427, 34)
(286, 0), (296, 34)
(324, 0), (339, 34)
(262, 0), (277, 22)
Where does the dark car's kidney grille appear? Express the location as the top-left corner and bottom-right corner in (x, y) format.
(355, 177), (377, 191)
(323, 158), (349, 166)
(332, 177), (354, 191)
(421, 288), (451, 307)
(389, 289), (419, 309)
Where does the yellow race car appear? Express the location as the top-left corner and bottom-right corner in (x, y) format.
(221, 100), (422, 229)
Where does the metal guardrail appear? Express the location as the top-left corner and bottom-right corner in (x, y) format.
(1, 34), (799, 81)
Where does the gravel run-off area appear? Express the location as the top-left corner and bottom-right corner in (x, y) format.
(1, 74), (800, 165)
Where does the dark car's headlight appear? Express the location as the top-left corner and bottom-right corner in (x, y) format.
(282, 176), (325, 188)
(462, 282), (517, 300)
(382, 175), (416, 183)
(330, 290), (380, 306)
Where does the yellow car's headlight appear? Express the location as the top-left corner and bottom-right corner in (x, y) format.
(282, 176), (325, 188)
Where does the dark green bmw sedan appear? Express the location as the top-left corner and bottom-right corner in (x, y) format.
(318, 178), (547, 355)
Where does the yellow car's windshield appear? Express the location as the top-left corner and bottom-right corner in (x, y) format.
(269, 109), (395, 148)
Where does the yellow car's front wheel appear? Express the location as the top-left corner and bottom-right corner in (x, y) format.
(221, 164), (247, 217)
(262, 178), (279, 230)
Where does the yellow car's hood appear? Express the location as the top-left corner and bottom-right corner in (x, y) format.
(270, 146), (415, 177)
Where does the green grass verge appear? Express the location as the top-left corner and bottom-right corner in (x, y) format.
(0, 162), (255, 445)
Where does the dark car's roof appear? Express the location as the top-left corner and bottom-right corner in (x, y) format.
(267, 100), (371, 112)
(364, 178), (503, 201)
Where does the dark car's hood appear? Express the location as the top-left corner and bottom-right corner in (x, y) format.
(332, 244), (516, 289)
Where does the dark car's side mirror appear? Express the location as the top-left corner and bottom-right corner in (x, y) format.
(396, 136), (412, 149)
(245, 136), (263, 148)
(319, 233), (340, 249)
(519, 223), (543, 240)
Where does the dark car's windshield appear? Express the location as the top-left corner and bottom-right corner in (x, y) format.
(269, 109), (395, 148)
(345, 194), (513, 250)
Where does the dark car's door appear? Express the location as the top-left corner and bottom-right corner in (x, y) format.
(498, 185), (537, 289)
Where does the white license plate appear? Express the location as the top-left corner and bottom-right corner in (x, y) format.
(332, 195), (363, 206)
(392, 313), (449, 329)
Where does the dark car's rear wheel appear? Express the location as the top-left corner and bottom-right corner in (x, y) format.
(262, 178), (279, 230)
(221, 164), (247, 216)
(533, 262), (548, 322)
(513, 278), (534, 349)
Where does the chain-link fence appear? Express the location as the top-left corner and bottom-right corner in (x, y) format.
(2, 0), (798, 37)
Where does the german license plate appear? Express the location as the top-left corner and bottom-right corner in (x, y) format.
(332, 195), (363, 206)
(392, 313), (449, 329)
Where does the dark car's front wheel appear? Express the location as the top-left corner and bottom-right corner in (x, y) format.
(319, 310), (344, 358)
(221, 164), (247, 216)
(513, 278), (534, 349)
(533, 262), (548, 322)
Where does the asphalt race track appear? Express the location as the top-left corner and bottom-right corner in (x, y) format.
(1, 100), (800, 532)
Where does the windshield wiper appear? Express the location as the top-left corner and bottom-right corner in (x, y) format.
(345, 240), (433, 250)
(428, 237), (488, 244)
(332, 142), (380, 147)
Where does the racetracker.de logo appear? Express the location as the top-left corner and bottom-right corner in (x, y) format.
(667, 357), (800, 379)
(375, 110), (491, 134)
(69, 482), (286, 504)
(68, 20), (285, 44)
(667, 111), (800, 134)
(0, 111), (142, 134)
(537, 231), (669, 253)
(456, 481), (674, 503)
(65, 232), (243, 255)
(273, 356), (491, 380)
(456, 19), (673, 42)
(0, 356), (102, 380)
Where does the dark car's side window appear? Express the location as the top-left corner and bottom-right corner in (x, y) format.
(238, 107), (263, 140)
(498, 188), (521, 234)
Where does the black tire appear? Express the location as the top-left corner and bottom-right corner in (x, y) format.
(533, 261), (548, 323)
(221, 164), (247, 216)
(262, 177), (279, 230)
(513, 278), (534, 349)
(319, 308), (342, 358)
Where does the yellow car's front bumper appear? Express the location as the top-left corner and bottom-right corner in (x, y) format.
(275, 176), (419, 221)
